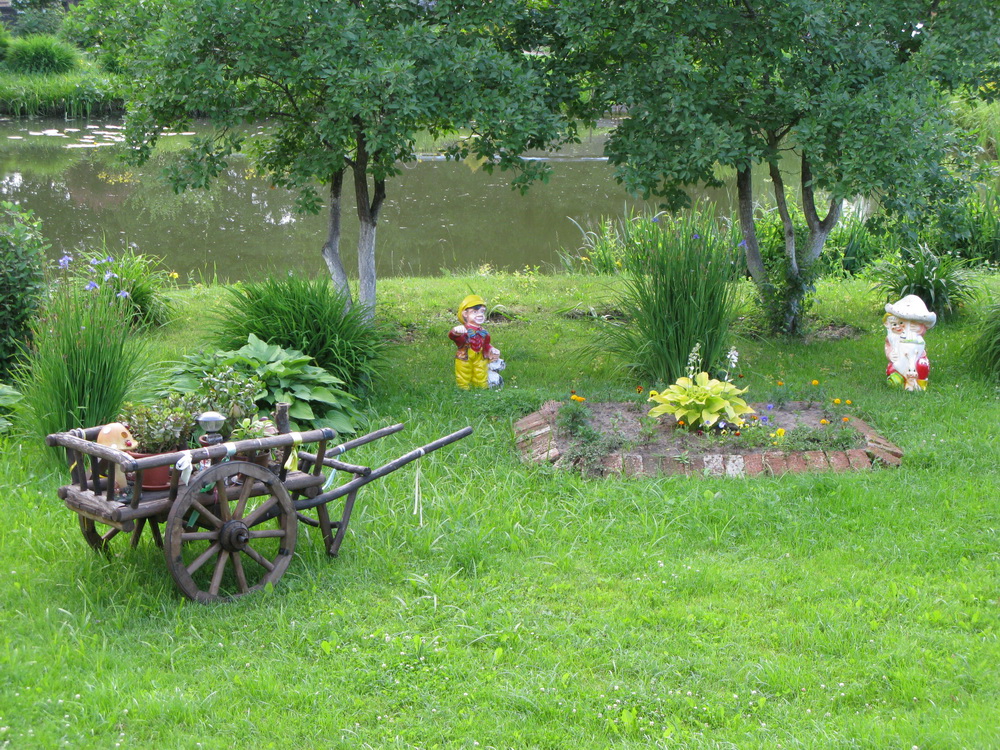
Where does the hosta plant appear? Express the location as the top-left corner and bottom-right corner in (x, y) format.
(647, 372), (755, 429)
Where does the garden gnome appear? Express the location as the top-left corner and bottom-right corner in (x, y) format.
(450, 294), (501, 389)
(884, 294), (936, 391)
(96, 422), (136, 490)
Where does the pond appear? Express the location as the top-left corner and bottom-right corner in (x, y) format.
(0, 117), (753, 282)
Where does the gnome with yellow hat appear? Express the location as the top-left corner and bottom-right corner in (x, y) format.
(449, 294), (500, 389)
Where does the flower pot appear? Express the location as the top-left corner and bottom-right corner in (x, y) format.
(126, 452), (174, 491)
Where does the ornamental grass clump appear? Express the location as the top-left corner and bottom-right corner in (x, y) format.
(15, 290), (151, 439)
(966, 302), (1000, 382)
(68, 243), (174, 329)
(5, 34), (78, 75)
(211, 276), (388, 394)
(647, 371), (754, 430)
(870, 244), (979, 317)
(591, 208), (741, 383)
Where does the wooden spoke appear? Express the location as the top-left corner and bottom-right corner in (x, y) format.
(209, 551), (230, 597)
(190, 498), (224, 529)
(231, 551), (249, 594)
(240, 544), (275, 572)
(247, 529), (286, 539)
(241, 496), (278, 529)
(165, 460), (295, 603)
(186, 542), (221, 576)
(234, 476), (255, 519)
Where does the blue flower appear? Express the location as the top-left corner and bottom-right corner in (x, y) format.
(89, 258), (101, 265)
(116, 290), (130, 298)
(105, 256), (114, 263)
(766, 403), (774, 410)
(760, 415), (770, 424)
(58, 254), (73, 269)
(738, 239), (747, 248)
(84, 281), (99, 291)
(693, 233), (701, 239)
(104, 271), (118, 281)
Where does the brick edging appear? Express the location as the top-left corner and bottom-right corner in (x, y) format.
(513, 406), (902, 478)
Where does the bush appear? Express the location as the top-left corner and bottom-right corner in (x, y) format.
(0, 66), (124, 117)
(869, 243), (980, 317)
(14, 7), (64, 37)
(0, 25), (11, 61)
(590, 209), (742, 384)
(14, 290), (151, 438)
(211, 276), (388, 394)
(170, 335), (362, 435)
(5, 34), (78, 74)
(66, 243), (174, 329)
(967, 302), (1000, 383)
(0, 202), (47, 379)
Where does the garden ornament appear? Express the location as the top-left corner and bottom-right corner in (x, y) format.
(884, 294), (936, 391)
(96, 422), (136, 490)
(450, 294), (501, 389)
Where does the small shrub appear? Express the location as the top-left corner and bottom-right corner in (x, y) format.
(0, 25), (11, 60)
(966, 302), (1000, 383)
(869, 244), (980, 317)
(647, 372), (754, 430)
(590, 208), (742, 384)
(14, 7), (64, 37)
(0, 202), (47, 379)
(170, 335), (362, 435)
(211, 276), (388, 394)
(67, 244), (174, 329)
(5, 34), (78, 74)
(15, 290), (151, 438)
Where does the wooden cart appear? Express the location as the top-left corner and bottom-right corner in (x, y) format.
(45, 422), (472, 603)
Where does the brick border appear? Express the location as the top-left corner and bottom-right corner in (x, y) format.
(513, 407), (902, 478)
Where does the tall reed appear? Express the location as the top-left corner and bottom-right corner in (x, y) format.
(14, 289), (151, 438)
(591, 209), (742, 384)
(967, 302), (1000, 382)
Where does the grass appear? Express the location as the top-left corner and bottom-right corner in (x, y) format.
(0, 62), (124, 117)
(2, 272), (1000, 748)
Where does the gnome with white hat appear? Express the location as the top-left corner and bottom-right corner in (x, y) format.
(883, 294), (936, 391)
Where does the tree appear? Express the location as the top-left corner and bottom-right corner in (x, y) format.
(549, 0), (1000, 333)
(125, 0), (574, 316)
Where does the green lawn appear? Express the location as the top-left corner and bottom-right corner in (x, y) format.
(1, 273), (998, 748)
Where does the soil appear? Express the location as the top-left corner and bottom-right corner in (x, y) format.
(542, 399), (848, 466)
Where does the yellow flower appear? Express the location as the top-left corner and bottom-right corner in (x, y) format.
(580, 256), (590, 262)
(648, 390), (658, 398)
(842, 416), (850, 423)
(811, 379), (819, 386)
(570, 394), (586, 402)
(846, 400), (852, 405)
(775, 428), (786, 437)
(777, 380), (784, 386)
(169, 271), (179, 279)
(677, 420), (685, 426)
(833, 398), (841, 405)
(820, 419), (829, 425)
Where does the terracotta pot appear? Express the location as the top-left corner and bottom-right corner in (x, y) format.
(126, 451), (174, 491)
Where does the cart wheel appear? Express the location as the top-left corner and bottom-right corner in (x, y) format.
(164, 461), (297, 603)
(80, 516), (160, 552)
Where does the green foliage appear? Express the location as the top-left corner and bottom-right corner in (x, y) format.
(0, 25), (11, 60)
(870, 244), (980, 317)
(647, 372), (754, 430)
(14, 290), (150, 438)
(591, 210), (741, 384)
(0, 202), (47, 378)
(124, 0), (573, 311)
(211, 276), (387, 393)
(60, 0), (163, 75)
(950, 186), (1000, 263)
(0, 382), (21, 434)
(14, 6), (64, 37)
(966, 302), (1000, 383)
(556, 400), (623, 475)
(118, 391), (200, 453)
(170, 334), (362, 435)
(548, 0), (1000, 334)
(67, 243), (174, 329)
(5, 34), (78, 74)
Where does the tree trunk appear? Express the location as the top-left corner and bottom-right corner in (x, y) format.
(800, 153), (843, 270)
(352, 131), (386, 320)
(736, 166), (766, 284)
(321, 169), (352, 306)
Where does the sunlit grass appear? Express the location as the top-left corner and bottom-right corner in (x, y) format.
(2, 272), (999, 748)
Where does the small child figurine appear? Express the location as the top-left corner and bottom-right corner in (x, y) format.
(884, 294), (936, 391)
(450, 294), (501, 389)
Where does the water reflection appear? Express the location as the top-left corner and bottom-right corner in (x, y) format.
(0, 117), (770, 281)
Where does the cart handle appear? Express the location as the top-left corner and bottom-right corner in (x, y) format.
(294, 426), (474, 512)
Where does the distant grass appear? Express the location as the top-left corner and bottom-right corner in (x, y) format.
(0, 63), (124, 117)
(2, 272), (1000, 748)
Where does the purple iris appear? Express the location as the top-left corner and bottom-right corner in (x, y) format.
(58, 254), (73, 269)
(84, 281), (99, 291)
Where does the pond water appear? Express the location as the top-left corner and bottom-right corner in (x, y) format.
(0, 117), (751, 282)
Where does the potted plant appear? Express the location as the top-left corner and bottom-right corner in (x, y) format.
(119, 393), (199, 489)
(229, 416), (277, 464)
